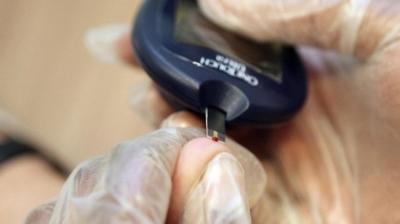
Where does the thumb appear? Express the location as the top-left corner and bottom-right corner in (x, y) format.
(181, 152), (251, 224)
(168, 137), (267, 223)
(199, 0), (399, 59)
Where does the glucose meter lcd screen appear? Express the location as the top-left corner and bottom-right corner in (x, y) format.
(174, 0), (283, 80)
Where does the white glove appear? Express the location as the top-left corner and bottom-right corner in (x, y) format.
(196, 0), (400, 223)
(25, 128), (266, 224)
(54, 0), (400, 222)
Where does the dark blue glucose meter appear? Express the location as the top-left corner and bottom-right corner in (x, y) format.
(132, 0), (306, 141)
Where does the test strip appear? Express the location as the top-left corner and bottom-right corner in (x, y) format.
(205, 107), (226, 142)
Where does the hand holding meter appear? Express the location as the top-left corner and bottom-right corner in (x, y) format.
(132, 0), (307, 141)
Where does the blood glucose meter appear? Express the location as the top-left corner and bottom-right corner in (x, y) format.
(132, 0), (307, 140)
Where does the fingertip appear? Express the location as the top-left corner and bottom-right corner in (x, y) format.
(84, 24), (130, 64)
(167, 137), (231, 223)
(84, 24), (140, 66)
(181, 152), (251, 224)
(183, 137), (229, 151)
(179, 138), (231, 173)
(161, 111), (203, 129)
(130, 83), (175, 127)
(115, 32), (139, 65)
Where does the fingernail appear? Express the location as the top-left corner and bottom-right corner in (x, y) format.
(181, 152), (251, 223)
(84, 24), (130, 64)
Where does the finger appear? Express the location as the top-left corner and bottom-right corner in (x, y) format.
(225, 137), (268, 207)
(85, 24), (177, 127)
(163, 112), (272, 156)
(45, 156), (108, 223)
(199, 0), (400, 59)
(50, 128), (203, 224)
(130, 82), (175, 127)
(85, 24), (138, 65)
(24, 201), (56, 224)
(181, 152), (251, 224)
(167, 137), (267, 224)
(115, 31), (138, 65)
(131, 84), (205, 128)
(167, 138), (231, 223)
(161, 111), (204, 128)
(99, 129), (194, 224)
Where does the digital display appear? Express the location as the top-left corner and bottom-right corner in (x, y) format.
(174, 0), (282, 79)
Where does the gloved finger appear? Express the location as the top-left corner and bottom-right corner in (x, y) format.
(48, 128), (203, 224)
(85, 24), (139, 65)
(44, 156), (109, 223)
(199, 0), (400, 59)
(225, 137), (267, 208)
(168, 137), (267, 223)
(24, 201), (56, 224)
(167, 138), (231, 223)
(162, 111), (275, 156)
(115, 31), (138, 65)
(181, 152), (251, 224)
(130, 82), (175, 127)
(130, 82), (207, 128)
(84, 24), (176, 127)
(161, 111), (204, 128)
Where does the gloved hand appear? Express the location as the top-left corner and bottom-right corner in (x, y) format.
(102, 0), (400, 223)
(24, 128), (266, 224)
(78, 0), (400, 223)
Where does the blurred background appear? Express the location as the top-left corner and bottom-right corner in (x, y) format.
(0, 0), (151, 222)
(0, 0), (150, 167)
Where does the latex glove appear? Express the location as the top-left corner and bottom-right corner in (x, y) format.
(197, 0), (400, 223)
(83, 0), (400, 222)
(117, 0), (400, 223)
(24, 128), (266, 224)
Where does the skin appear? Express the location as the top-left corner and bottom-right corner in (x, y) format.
(167, 137), (230, 224)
